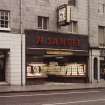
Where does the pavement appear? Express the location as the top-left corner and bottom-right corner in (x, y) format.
(0, 82), (105, 93)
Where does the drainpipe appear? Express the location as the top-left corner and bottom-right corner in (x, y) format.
(88, 0), (92, 83)
(19, 0), (23, 86)
(88, 0), (90, 36)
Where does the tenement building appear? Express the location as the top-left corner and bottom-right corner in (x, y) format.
(0, 0), (105, 85)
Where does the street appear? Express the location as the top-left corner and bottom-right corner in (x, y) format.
(0, 89), (105, 105)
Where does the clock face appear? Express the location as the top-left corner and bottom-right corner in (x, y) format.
(58, 7), (66, 22)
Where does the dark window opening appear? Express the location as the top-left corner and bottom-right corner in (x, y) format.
(94, 58), (98, 80)
(0, 51), (7, 81)
(68, 0), (76, 6)
(38, 16), (49, 30)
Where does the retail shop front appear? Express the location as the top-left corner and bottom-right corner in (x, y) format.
(25, 30), (89, 85)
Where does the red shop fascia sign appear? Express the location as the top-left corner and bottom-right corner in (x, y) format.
(25, 30), (89, 51)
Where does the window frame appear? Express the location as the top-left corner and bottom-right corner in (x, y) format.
(98, 2), (105, 14)
(0, 10), (10, 31)
(68, 0), (76, 6)
(38, 16), (49, 30)
(69, 21), (78, 33)
(98, 26), (105, 47)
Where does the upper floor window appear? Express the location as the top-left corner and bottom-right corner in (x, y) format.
(0, 10), (10, 31)
(38, 0), (49, 6)
(98, 26), (105, 46)
(98, 1), (105, 14)
(68, 21), (78, 33)
(38, 16), (49, 30)
(39, 0), (49, 3)
(68, 0), (76, 6)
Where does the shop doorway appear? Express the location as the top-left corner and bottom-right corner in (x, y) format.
(0, 51), (6, 81)
(100, 59), (105, 79)
(94, 58), (98, 80)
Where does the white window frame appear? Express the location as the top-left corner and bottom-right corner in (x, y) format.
(0, 10), (10, 31)
(69, 21), (78, 33)
(38, 16), (49, 30)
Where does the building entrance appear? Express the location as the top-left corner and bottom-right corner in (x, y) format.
(100, 60), (105, 79)
(0, 51), (6, 81)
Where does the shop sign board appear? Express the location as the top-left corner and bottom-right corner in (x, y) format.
(57, 4), (71, 26)
(25, 30), (89, 52)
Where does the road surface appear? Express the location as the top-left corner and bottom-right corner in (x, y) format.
(0, 89), (105, 105)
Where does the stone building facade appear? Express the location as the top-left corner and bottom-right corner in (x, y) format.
(0, 0), (25, 85)
(88, 0), (105, 83)
(0, 0), (104, 85)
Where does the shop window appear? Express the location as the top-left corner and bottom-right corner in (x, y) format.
(0, 10), (10, 31)
(26, 56), (87, 79)
(46, 62), (86, 76)
(26, 56), (47, 78)
(38, 16), (49, 30)
(98, 26), (105, 47)
(27, 63), (47, 77)
(68, 21), (78, 33)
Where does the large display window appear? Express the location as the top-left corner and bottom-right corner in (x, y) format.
(26, 56), (87, 79)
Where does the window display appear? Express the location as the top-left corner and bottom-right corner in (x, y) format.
(65, 64), (86, 76)
(27, 62), (86, 78)
(45, 62), (86, 76)
(26, 55), (87, 79)
(27, 63), (47, 78)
